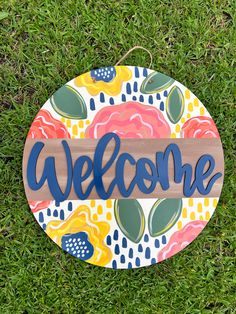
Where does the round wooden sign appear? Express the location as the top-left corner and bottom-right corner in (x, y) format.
(23, 66), (224, 269)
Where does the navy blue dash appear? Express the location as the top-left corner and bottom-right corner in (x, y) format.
(126, 83), (131, 94)
(122, 237), (127, 248)
(135, 67), (140, 78)
(60, 210), (64, 220)
(129, 248), (133, 258)
(135, 257), (140, 267)
(162, 235), (167, 244)
(148, 95), (153, 104)
(39, 212), (44, 223)
(145, 247), (151, 259)
(139, 95), (144, 102)
(155, 239), (160, 248)
(68, 202), (73, 211)
(160, 101), (164, 111)
(144, 234), (149, 242)
(138, 244), (143, 252)
(114, 244), (120, 255)
(106, 235), (112, 245)
(120, 255), (125, 263)
(113, 229), (118, 240)
(109, 97), (114, 105)
(112, 260), (117, 269)
(100, 92), (105, 103)
(90, 98), (95, 111)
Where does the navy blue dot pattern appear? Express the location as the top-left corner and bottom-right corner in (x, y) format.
(61, 231), (94, 260)
(105, 226), (170, 269)
(91, 66), (116, 83)
(86, 66), (168, 113)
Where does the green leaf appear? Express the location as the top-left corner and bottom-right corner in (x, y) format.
(140, 71), (174, 94)
(148, 198), (182, 237)
(50, 85), (87, 119)
(166, 86), (184, 124)
(0, 12), (9, 21)
(114, 199), (145, 243)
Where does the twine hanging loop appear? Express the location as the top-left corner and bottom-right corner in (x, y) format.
(115, 46), (153, 68)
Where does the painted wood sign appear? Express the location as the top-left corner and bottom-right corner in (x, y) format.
(23, 66), (224, 269)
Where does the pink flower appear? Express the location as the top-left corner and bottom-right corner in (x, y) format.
(157, 220), (207, 262)
(29, 200), (51, 213)
(85, 101), (171, 139)
(27, 109), (70, 211)
(181, 116), (219, 139)
(27, 109), (71, 139)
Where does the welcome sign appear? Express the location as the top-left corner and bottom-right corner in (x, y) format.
(23, 136), (223, 201)
(23, 66), (224, 269)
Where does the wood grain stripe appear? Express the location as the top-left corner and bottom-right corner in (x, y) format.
(22, 138), (224, 201)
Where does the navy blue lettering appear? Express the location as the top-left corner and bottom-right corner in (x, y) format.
(136, 158), (157, 194)
(93, 133), (120, 199)
(27, 140), (73, 202)
(26, 134), (222, 201)
(115, 153), (136, 197)
(73, 156), (94, 200)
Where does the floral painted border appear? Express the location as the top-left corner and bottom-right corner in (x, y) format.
(25, 66), (222, 269)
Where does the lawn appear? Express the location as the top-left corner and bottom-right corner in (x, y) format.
(0, 0), (235, 313)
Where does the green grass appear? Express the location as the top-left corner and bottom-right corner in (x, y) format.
(0, 0), (235, 313)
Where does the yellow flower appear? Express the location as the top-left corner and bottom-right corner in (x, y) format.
(46, 205), (112, 266)
(74, 66), (132, 96)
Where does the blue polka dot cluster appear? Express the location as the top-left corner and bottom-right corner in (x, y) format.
(89, 66), (168, 112)
(90, 66), (116, 83)
(34, 199), (168, 268)
(106, 229), (167, 269)
(61, 231), (94, 260)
